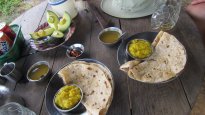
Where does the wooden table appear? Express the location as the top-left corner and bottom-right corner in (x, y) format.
(3, 0), (205, 115)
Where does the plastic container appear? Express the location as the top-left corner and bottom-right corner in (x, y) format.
(0, 24), (25, 65)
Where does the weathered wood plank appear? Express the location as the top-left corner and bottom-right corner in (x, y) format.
(10, 13), (25, 25)
(2, 5), (44, 90)
(120, 15), (190, 115)
(12, 1), (49, 58)
(129, 80), (190, 115)
(2, 57), (28, 91)
(88, 0), (131, 114)
(40, 1), (93, 115)
(14, 50), (56, 114)
(13, 2), (51, 114)
(27, 4), (51, 55)
(9, 1), (205, 115)
(20, 1), (48, 40)
(191, 78), (205, 115)
(174, 11), (205, 108)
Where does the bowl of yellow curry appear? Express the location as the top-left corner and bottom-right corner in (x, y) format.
(98, 27), (122, 45)
(53, 84), (83, 113)
(27, 61), (50, 82)
(126, 39), (153, 60)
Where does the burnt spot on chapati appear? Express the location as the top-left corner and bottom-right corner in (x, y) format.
(103, 99), (106, 102)
(87, 67), (92, 70)
(108, 78), (111, 82)
(150, 59), (156, 61)
(93, 75), (96, 77)
(101, 92), (103, 95)
(146, 74), (152, 78)
(89, 90), (95, 95)
(104, 81), (108, 88)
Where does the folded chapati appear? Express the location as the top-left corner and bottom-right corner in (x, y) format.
(120, 31), (187, 83)
(58, 61), (113, 115)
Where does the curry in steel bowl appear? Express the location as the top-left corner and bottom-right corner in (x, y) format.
(98, 27), (122, 45)
(27, 61), (50, 82)
(53, 85), (83, 112)
(120, 31), (187, 83)
(126, 39), (153, 59)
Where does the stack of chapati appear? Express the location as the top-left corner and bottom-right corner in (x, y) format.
(120, 31), (187, 83)
(58, 61), (114, 115)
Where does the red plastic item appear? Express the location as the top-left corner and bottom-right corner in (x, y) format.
(0, 22), (16, 40)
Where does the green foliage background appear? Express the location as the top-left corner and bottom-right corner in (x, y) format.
(0, 0), (22, 15)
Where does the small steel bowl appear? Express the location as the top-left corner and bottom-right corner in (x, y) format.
(126, 39), (153, 60)
(27, 61), (50, 82)
(53, 84), (83, 113)
(98, 27), (122, 45)
(66, 43), (84, 58)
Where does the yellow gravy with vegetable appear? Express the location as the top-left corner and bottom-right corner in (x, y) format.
(128, 39), (152, 59)
(28, 64), (49, 80)
(54, 85), (81, 109)
(100, 31), (120, 43)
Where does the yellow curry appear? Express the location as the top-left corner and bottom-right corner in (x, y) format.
(29, 64), (49, 80)
(54, 85), (81, 110)
(128, 39), (152, 59)
(100, 31), (120, 43)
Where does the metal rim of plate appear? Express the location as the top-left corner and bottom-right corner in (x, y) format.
(117, 32), (182, 84)
(29, 22), (76, 52)
(45, 58), (114, 115)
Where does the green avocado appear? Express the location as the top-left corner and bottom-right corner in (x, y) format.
(30, 32), (40, 40)
(44, 28), (55, 36)
(51, 30), (64, 38)
(30, 28), (55, 40)
(47, 10), (59, 30)
(37, 29), (46, 38)
(58, 12), (71, 32)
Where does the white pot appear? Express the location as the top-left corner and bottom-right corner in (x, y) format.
(48, 0), (78, 19)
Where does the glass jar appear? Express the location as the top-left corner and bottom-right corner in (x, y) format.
(151, 0), (182, 30)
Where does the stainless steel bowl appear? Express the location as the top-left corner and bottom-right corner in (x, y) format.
(98, 27), (122, 45)
(27, 61), (50, 82)
(66, 43), (84, 58)
(53, 84), (83, 113)
(126, 39), (154, 60)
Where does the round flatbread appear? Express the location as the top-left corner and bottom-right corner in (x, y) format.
(58, 61), (113, 115)
(70, 61), (114, 115)
(120, 31), (187, 83)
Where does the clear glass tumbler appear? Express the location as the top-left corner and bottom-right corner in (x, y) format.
(151, 0), (182, 30)
(0, 102), (36, 115)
